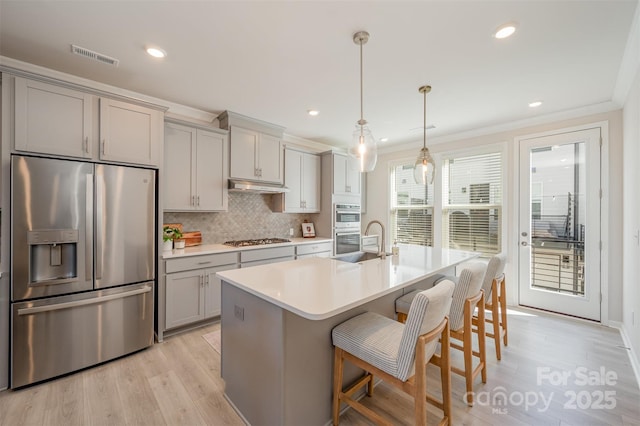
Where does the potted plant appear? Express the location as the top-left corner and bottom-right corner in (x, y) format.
(163, 226), (182, 251)
(172, 227), (186, 249)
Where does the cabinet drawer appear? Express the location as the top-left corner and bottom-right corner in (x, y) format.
(296, 242), (332, 256)
(241, 256), (295, 268)
(166, 252), (238, 273)
(240, 246), (295, 263)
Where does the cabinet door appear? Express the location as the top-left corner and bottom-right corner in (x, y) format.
(229, 126), (259, 180)
(196, 129), (228, 211)
(164, 123), (196, 210)
(204, 264), (237, 318)
(258, 133), (283, 183)
(333, 154), (348, 194)
(346, 164), (361, 196)
(14, 77), (93, 158)
(165, 270), (204, 329)
(302, 152), (321, 212)
(99, 98), (161, 166)
(284, 149), (303, 212)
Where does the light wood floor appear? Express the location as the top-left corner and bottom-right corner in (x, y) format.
(1, 308), (639, 425)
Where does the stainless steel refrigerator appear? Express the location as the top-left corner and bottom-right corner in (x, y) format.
(10, 155), (156, 388)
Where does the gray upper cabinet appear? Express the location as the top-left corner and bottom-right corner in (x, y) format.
(164, 122), (228, 211)
(219, 110), (285, 184)
(228, 126), (283, 183)
(99, 98), (162, 166)
(14, 77), (93, 159)
(13, 76), (163, 167)
(273, 148), (320, 213)
(329, 152), (361, 196)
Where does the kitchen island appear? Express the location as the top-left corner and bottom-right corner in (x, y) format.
(216, 245), (478, 425)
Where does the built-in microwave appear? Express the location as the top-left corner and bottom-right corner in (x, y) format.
(334, 203), (361, 229)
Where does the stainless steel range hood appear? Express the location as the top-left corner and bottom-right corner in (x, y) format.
(228, 179), (290, 194)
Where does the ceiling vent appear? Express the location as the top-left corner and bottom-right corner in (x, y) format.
(71, 44), (119, 67)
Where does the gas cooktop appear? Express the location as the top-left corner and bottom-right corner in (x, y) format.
(223, 238), (291, 247)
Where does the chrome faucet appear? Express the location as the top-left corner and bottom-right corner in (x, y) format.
(364, 220), (386, 259)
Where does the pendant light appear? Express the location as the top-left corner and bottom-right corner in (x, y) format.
(349, 31), (377, 173)
(413, 85), (435, 185)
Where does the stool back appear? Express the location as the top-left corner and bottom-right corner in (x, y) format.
(396, 279), (455, 381)
(449, 262), (487, 331)
(481, 254), (507, 302)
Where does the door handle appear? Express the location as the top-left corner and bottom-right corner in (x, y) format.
(18, 286), (151, 316)
(521, 241), (529, 246)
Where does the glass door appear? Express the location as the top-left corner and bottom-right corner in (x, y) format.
(518, 128), (601, 321)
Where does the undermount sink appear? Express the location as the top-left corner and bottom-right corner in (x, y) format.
(333, 251), (391, 263)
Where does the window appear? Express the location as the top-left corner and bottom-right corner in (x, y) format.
(442, 152), (502, 255)
(390, 163), (434, 246)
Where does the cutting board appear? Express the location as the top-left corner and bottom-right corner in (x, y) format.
(183, 231), (202, 247)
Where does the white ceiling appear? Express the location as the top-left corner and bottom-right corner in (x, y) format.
(0, 1), (637, 150)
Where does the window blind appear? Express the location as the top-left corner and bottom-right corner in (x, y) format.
(390, 163), (434, 246)
(442, 152), (502, 254)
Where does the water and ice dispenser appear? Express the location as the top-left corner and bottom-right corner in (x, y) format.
(27, 229), (78, 284)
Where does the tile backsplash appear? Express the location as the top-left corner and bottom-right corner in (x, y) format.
(163, 192), (321, 244)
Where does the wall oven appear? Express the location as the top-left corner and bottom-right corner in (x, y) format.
(334, 231), (362, 255)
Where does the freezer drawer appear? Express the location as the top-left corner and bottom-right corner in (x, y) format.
(11, 282), (154, 388)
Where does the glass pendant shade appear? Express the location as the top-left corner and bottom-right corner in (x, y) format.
(349, 30), (377, 173)
(414, 147), (435, 185)
(350, 124), (377, 172)
(413, 84), (435, 184)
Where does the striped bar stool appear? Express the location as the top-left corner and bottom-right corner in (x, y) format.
(474, 254), (508, 360)
(395, 263), (488, 405)
(331, 280), (455, 426)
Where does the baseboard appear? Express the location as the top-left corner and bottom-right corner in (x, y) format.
(609, 320), (640, 390)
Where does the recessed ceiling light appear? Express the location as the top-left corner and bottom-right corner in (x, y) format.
(529, 101), (543, 108)
(380, 138), (389, 142)
(146, 47), (167, 58)
(494, 23), (517, 39)
(307, 109), (319, 116)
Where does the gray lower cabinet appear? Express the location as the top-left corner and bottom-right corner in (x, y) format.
(240, 246), (295, 268)
(165, 252), (238, 330)
(295, 241), (332, 259)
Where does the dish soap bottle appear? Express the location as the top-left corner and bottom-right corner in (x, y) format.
(392, 240), (399, 256)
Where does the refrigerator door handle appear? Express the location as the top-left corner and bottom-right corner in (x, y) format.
(86, 173), (94, 282)
(17, 286), (151, 316)
(95, 172), (104, 280)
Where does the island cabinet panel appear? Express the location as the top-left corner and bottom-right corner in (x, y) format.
(13, 76), (163, 167)
(14, 77), (93, 159)
(164, 122), (228, 211)
(165, 252), (238, 330)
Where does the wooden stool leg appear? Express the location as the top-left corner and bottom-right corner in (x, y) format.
(332, 347), (344, 425)
(491, 281), (502, 360)
(415, 340), (426, 425)
(463, 304), (474, 406)
(500, 278), (508, 346)
(478, 298), (487, 384)
(441, 321), (452, 425)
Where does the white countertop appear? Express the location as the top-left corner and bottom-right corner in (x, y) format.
(162, 237), (333, 259)
(216, 244), (479, 320)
